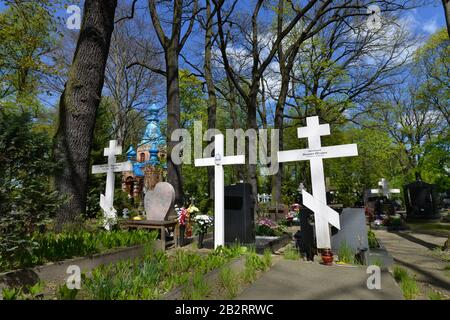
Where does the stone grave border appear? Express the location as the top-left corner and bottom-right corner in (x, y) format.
(0, 240), (162, 290)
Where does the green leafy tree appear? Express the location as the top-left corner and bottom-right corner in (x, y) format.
(0, 110), (64, 270)
(0, 2), (57, 111)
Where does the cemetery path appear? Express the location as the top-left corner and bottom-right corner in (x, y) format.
(235, 259), (403, 300)
(374, 230), (450, 297)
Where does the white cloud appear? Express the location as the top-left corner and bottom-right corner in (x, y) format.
(422, 17), (438, 34)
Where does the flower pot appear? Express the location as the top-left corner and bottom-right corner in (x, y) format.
(179, 225), (186, 246)
(321, 248), (334, 266)
(197, 232), (205, 249)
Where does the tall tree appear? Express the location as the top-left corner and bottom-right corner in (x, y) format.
(203, 0), (218, 199)
(145, 0), (199, 205)
(443, 0), (450, 37)
(53, 0), (118, 229)
(0, 2), (56, 110)
(213, 0), (411, 203)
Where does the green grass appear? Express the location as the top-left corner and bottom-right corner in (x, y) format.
(407, 222), (450, 237)
(431, 248), (450, 262)
(182, 272), (211, 300)
(218, 267), (239, 299)
(1, 281), (45, 300)
(337, 241), (356, 264)
(392, 266), (420, 300)
(428, 290), (445, 300)
(283, 244), (299, 260)
(78, 245), (244, 300)
(1, 229), (159, 273)
(368, 230), (380, 249)
(242, 249), (270, 283)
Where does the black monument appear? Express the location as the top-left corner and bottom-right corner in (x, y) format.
(224, 183), (255, 244)
(404, 180), (440, 220)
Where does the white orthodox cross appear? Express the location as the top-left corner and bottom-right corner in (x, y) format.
(92, 140), (133, 230)
(371, 178), (400, 199)
(277, 116), (358, 249)
(195, 134), (245, 248)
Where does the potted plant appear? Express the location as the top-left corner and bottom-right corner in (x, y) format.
(192, 214), (213, 248)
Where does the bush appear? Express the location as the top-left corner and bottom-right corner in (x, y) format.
(0, 111), (65, 271)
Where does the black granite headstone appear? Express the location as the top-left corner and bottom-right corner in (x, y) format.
(404, 180), (440, 220)
(297, 208), (316, 261)
(224, 183), (255, 244)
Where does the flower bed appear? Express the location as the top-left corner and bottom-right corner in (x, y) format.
(61, 245), (248, 300)
(255, 218), (286, 237)
(0, 230), (158, 273)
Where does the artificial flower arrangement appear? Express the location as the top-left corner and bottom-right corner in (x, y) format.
(192, 214), (213, 235)
(255, 217), (286, 237)
(175, 205), (188, 226)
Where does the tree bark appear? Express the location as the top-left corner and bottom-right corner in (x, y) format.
(166, 45), (184, 204)
(53, 0), (117, 229)
(148, 0), (198, 205)
(204, 0), (217, 200)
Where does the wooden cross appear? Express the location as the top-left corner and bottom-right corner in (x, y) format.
(371, 178), (400, 199)
(195, 134), (245, 248)
(277, 116), (358, 249)
(92, 140), (132, 230)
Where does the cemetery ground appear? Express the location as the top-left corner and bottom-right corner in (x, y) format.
(2, 220), (448, 301)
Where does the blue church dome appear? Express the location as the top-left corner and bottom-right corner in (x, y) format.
(139, 104), (165, 150)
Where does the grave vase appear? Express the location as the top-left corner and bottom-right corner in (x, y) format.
(197, 232), (205, 249)
(179, 224), (186, 246)
(321, 248), (334, 266)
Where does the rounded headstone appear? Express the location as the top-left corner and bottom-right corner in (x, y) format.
(144, 182), (175, 221)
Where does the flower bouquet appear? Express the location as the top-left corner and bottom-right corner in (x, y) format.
(192, 214), (213, 248)
(175, 205), (188, 246)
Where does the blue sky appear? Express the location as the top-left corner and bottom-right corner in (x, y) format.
(0, 0), (447, 113)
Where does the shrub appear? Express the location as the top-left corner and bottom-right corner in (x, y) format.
(0, 111), (65, 271)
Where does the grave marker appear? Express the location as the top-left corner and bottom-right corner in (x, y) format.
(277, 116), (358, 249)
(370, 178), (400, 199)
(92, 140), (132, 230)
(195, 134), (245, 248)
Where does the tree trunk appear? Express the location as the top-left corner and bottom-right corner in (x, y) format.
(166, 46), (183, 205)
(271, 74), (289, 203)
(246, 92), (258, 205)
(205, 0), (217, 200)
(443, 0), (450, 37)
(53, 0), (117, 230)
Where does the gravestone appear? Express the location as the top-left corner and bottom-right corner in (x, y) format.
(224, 183), (255, 244)
(296, 208), (316, 261)
(331, 208), (368, 255)
(144, 182), (176, 221)
(404, 180), (440, 220)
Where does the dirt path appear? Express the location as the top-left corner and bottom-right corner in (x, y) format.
(374, 230), (450, 299)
